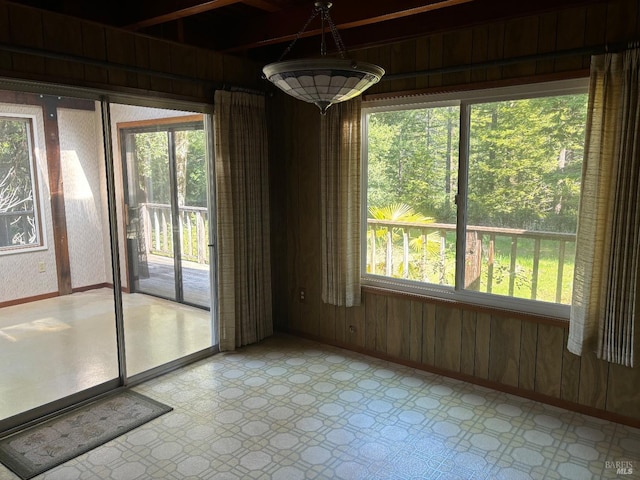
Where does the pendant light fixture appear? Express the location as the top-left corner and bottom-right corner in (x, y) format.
(262, 1), (385, 114)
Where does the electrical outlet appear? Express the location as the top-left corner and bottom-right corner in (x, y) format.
(38, 262), (46, 273)
(299, 288), (306, 302)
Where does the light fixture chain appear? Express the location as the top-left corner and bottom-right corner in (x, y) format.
(325, 11), (347, 59)
(277, 8), (321, 62)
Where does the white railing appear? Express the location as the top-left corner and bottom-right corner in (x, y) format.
(367, 219), (576, 304)
(139, 202), (209, 264)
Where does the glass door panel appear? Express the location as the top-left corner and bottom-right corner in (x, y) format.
(124, 130), (177, 301)
(111, 104), (213, 377)
(175, 128), (210, 308)
(0, 92), (119, 425)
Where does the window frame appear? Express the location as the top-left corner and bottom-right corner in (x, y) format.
(361, 78), (589, 319)
(0, 113), (46, 255)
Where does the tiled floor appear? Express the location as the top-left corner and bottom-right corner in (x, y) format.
(1, 334), (638, 480)
(0, 290), (212, 420)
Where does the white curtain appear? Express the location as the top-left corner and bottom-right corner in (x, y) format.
(214, 90), (273, 351)
(320, 98), (362, 307)
(568, 47), (640, 367)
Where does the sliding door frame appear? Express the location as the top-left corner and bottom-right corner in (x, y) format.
(0, 80), (218, 435)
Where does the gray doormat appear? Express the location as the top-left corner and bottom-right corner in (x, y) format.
(0, 390), (172, 479)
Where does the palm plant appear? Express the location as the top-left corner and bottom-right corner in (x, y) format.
(367, 203), (441, 279)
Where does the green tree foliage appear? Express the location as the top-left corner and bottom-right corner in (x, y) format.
(467, 94), (586, 232)
(367, 106), (459, 222)
(133, 127), (206, 207)
(0, 118), (32, 213)
(367, 94), (587, 233)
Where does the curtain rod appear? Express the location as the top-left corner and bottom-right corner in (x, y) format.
(381, 40), (639, 82)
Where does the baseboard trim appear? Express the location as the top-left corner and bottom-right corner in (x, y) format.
(72, 282), (112, 293)
(281, 328), (640, 429)
(0, 292), (59, 309)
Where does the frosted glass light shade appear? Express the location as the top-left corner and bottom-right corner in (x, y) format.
(263, 58), (385, 113)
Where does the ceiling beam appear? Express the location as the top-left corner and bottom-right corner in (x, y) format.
(241, 0), (280, 13)
(219, 0), (473, 52)
(125, 0), (243, 31)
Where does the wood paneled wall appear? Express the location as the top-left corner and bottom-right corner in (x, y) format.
(273, 0), (640, 425)
(0, 1), (263, 102)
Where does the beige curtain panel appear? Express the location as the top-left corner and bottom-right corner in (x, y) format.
(320, 98), (362, 307)
(214, 90), (273, 351)
(568, 47), (640, 367)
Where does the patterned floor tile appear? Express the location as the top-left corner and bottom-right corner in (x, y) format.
(1, 334), (639, 479)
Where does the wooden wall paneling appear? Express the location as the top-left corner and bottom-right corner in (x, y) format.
(267, 94), (289, 331)
(319, 301), (336, 340)
(535, 13), (558, 75)
(428, 33), (444, 88)
(42, 12), (84, 82)
(577, 350), (609, 410)
(372, 44), (393, 95)
(434, 305), (462, 372)
(133, 36), (151, 91)
(554, 7), (587, 72)
(605, 0), (639, 43)
(414, 37), (429, 90)
(297, 104), (322, 336)
(0, 4), (9, 70)
(409, 301), (423, 363)
(442, 28), (473, 86)
(335, 306), (346, 344)
(374, 293), (388, 354)
(81, 23), (109, 85)
(534, 324), (564, 397)
(422, 302), (436, 365)
(471, 25), (489, 83)
(502, 16), (539, 78)
(7, 3), (45, 74)
(606, 362), (640, 419)
(345, 299), (365, 347)
(105, 29), (138, 88)
(386, 296), (411, 359)
(386, 296), (402, 357)
(486, 21), (505, 81)
(488, 316), (521, 387)
(474, 312), (491, 379)
(518, 320), (538, 391)
(560, 328), (581, 403)
(460, 310), (477, 376)
(285, 96), (302, 332)
(389, 40), (416, 93)
(201, 50), (224, 86)
(583, 2), (609, 69)
(169, 43), (200, 99)
(358, 46), (384, 96)
(364, 291), (377, 351)
(147, 37), (173, 94)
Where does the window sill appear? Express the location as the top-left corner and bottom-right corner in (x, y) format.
(361, 284), (570, 329)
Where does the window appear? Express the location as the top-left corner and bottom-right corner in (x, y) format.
(0, 116), (43, 253)
(363, 80), (588, 316)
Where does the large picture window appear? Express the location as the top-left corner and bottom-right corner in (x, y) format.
(0, 116), (42, 252)
(363, 80), (588, 316)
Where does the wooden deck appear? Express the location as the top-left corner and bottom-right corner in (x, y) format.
(137, 254), (211, 308)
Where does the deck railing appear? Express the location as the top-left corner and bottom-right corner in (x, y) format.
(139, 203), (209, 264)
(367, 219), (576, 304)
(0, 210), (35, 247)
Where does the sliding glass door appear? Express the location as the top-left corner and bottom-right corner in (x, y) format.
(0, 86), (216, 432)
(0, 91), (120, 427)
(112, 105), (214, 376)
(120, 121), (210, 308)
